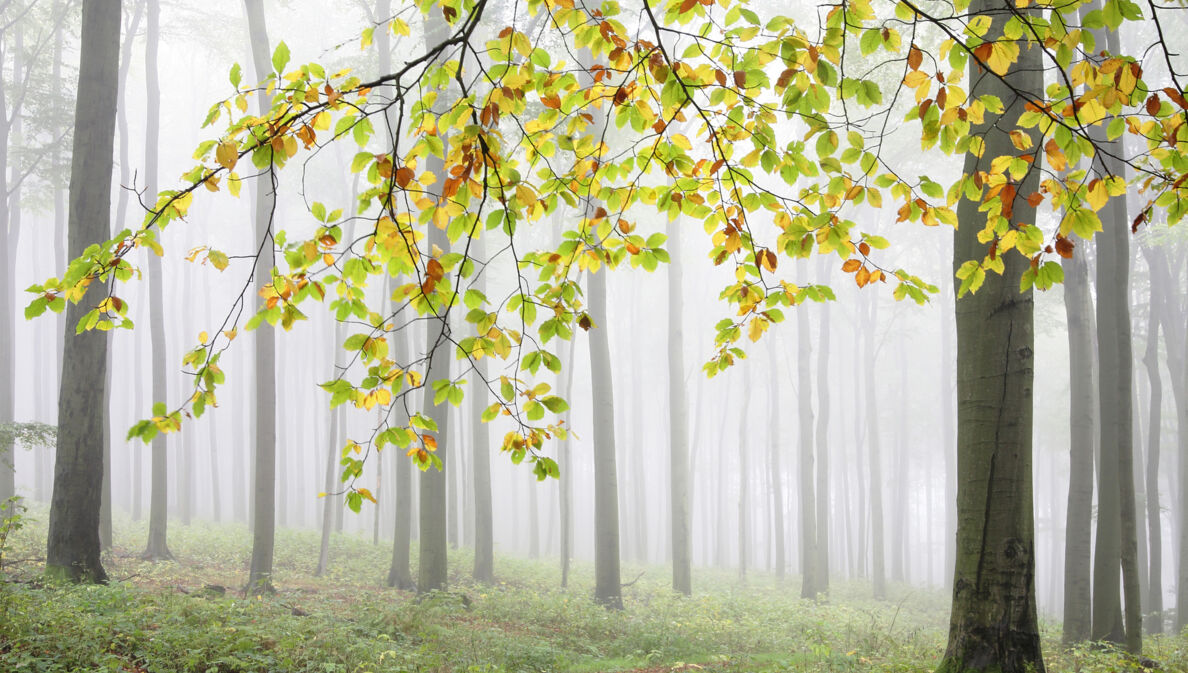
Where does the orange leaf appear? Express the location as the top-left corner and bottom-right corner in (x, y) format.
(842, 258), (862, 273)
(395, 166), (414, 188)
(422, 434), (438, 452)
(426, 258), (445, 282)
(856, 265), (871, 288)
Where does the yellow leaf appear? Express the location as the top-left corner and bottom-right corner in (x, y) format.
(1087, 179), (1108, 211)
(216, 141), (238, 170)
(748, 316), (769, 342)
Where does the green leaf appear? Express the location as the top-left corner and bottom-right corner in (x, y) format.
(272, 41), (291, 75)
(229, 62), (242, 89)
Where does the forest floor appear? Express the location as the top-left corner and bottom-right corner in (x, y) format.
(0, 505), (1183, 672)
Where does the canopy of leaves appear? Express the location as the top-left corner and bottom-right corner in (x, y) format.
(26, 0), (1188, 492)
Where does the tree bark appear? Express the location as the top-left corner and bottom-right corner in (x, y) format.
(815, 264), (831, 594)
(140, 0), (175, 563)
(767, 337), (785, 582)
(1140, 247), (1163, 633)
(798, 304), (817, 597)
(244, 0), (277, 595)
(589, 267), (622, 608)
(938, 1), (1044, 669)
(1062, 239), (1096, 644)
(1087, 15), (1141, 654)
(668, 216), (691, 595)
(46, 0), (120, 584)
(863, 291), (885, 599)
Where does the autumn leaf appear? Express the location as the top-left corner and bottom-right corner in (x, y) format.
(215, 141), (238, 170)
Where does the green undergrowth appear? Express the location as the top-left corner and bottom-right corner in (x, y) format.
(0, 505), (1184, 672)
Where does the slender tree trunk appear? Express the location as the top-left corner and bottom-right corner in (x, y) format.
(668, 217), (691, 594)
(798, 306), (817, 597)
(141, 0), (174, 562)
(815, 265), (831, 594)
(738, 365), (751, 581)
(471, 350), (494, 583)
(589, 267), (622, 608)
(938, 2), (1044, 669)
(941, 259), (957, 590)
(1141, 246), (1166, 633)
(1062, 240), (1096, 644)
(0, 24), (17, 507)
(558, 331), (577, 587)
(46, 0), (120, 584)
(864, 292), (885, 599)
(416, 14), (452, 592)
(386, 327), (415, 589)
(244, 0), (277, 595)
(767, 338), (785, 582)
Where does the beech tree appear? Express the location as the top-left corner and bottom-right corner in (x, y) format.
(29, 2), (1188, 669)
(45, 0), (119, 584)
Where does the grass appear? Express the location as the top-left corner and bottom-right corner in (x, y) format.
(0, 504), (1183, 672)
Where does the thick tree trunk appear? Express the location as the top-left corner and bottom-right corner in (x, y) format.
(1062, 241), (1096, 644)
(244, 0), (277, 595)
(938, 2), (1044, 670)
(668, 217), (691, 595)
(46, 0), (120, 584)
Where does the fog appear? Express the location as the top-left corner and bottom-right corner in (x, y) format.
(2, 0), (1185, 632)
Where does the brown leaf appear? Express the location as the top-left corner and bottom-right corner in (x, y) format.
(1055, 236), (1075, 258)
(733, 70), (746, 88)
(1147, 94), (1161, 117)
(908, 44), (922, 71)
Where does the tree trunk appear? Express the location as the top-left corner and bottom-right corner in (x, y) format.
(46, 0), (120, 584)
(386, 326), (416, 589)
(1088, 16), (1141, 654)
(140, 0), (174, 563)
(798, 304), (817, 597)
(863, 291), (885, 599)
(1062, 239), (1096, 644)
(244, 0), (277, 595)
(589, 266), (622, 608)
(668, 217), (691, 595)
(559, 331), (577, 587)
(938, 2), (1044, 669)
(0, 25), (17, 507)
(767, 338), (785, 582)
(738, 365), (751, 581)
(815, 265), (831, 594)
